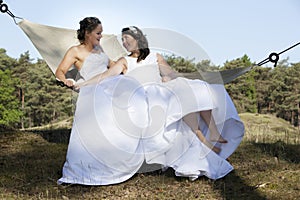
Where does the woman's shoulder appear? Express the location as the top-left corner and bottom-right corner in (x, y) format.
(147, 52), (161, 63)
(67, 45), (95, 60)
(146, 52), (161, 60)
(153, 52), (163, 59)
(65, 45), (83, 56)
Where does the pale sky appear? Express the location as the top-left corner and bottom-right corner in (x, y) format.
(0, 0), (299, 66)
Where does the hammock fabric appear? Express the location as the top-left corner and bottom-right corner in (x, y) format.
(18, 19), (251, 84)
(18, 19), (127, 80)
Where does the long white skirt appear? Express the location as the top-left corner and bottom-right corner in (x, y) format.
(58, 74), (243, 185)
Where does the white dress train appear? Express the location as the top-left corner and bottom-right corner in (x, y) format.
(124, 53), (244, 160)
(57, 51), (244, 185)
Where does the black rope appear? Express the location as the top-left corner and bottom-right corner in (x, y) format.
(0, 0), (22, 24)
(1, 0), (299, 80)
(256, 41), (300, 67)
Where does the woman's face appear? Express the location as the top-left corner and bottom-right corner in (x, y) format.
(86, 24), (103, 46)
(122, 33), (138, 52)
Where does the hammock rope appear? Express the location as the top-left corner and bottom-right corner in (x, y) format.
(0, 1), (22, 24)
(1, 1), (300, 88)
(256, 42), (300, 67)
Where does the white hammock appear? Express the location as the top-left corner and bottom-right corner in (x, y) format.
(18, 19), (251, 84)
(18, 19), (127, 79)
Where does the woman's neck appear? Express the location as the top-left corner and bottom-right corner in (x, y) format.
(130, 50), (140, 58)
(81, 42), (95, 52)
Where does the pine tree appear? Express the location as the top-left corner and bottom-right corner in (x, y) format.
(253, 66), (272, 113)
(0, 69), (22, 126)
(222, 55), (257, 113)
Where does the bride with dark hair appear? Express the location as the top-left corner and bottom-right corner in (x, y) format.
(56, 17), (149, 185)
(71, 24), (244, 185)
(78, 26), (244, 155)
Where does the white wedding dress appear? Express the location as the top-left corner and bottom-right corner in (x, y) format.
(58, 51), (244, 185)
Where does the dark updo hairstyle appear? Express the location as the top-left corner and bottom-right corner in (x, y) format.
(122, 26), (150, 62)
(77, 17), (101, 43)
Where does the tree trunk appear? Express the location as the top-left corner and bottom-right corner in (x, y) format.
(20, 88), (25, 129)
(297, 104), (300, 145)
(291, 110), (294, 126)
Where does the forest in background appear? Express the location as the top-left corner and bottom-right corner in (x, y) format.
(0, 48), (299, 129)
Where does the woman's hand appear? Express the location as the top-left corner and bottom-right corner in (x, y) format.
(65, 79), (76, 87)
(162, 76), (171, 82)
(74, 82), (84, 90)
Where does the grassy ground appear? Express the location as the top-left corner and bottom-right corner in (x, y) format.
(0, 113), (299, 199)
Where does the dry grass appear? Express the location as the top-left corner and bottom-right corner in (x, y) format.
(240, 113), (299, 144)
(0, 113), (299, 199)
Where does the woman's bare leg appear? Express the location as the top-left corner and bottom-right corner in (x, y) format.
(199, 110), (227, 143)
(183, 113), (221, 153)
(195, 130), (220, 154)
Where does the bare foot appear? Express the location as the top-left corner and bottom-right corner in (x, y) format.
(210, 133), (228, 143)
(195, 130), (221, 154)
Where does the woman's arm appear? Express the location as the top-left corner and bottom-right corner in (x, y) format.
(55, 47), (78, 87)
(75, 57), (127, 88)
(156, 53), (179, 81)
(108, 59), (116, 69)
